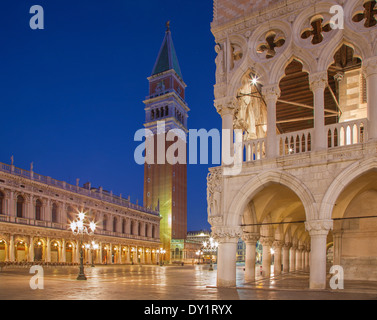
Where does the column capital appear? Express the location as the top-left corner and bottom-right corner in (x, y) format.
(305, 219), (333, 236)
(212, 226), (242, 244)
(362, 57), (377, 78)
(214, 97), (238, 116)
(262, 84), (281, 104)
(283, 242), (292, 249)
(242, 233), (259, 244)
(259, 237), (274, 247)
(273, 240), (284, 249)
(309, 71), (328, 91)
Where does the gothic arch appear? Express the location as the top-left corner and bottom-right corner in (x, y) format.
(318, 29), (372, 71)
(226, 170), (317, 227)
(320, 158), (377, 221)
(269, 47), (316, 85)
(227, 59), (269, 99)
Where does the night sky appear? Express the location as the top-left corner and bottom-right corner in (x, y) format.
(0, 0), (220, 231)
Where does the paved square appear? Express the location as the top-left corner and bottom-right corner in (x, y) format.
(0, 264), (376, 300)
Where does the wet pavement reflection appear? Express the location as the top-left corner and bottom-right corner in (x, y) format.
(0, 264), (376, 300)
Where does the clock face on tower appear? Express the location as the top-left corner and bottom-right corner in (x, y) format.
(155, 80), (166, 94)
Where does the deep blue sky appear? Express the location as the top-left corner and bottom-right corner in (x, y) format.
(0, 0), (220, 231)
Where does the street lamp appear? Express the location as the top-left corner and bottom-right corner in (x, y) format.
(202, 237), (218, 271)
(196, 249), (203, 265)
(157, 248), (166, 266)
(85, 241), (99, 268)
(70, 212), (96, 280)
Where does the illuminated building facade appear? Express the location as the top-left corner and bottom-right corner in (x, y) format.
(143, 23), (189, 261)
(0, 160), (161, 264)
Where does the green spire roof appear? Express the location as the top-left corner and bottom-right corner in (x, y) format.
(151, 23), (183, 79)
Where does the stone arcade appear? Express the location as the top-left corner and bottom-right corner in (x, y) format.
(208, 0), (377, 289)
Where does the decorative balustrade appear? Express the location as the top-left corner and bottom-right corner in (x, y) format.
(326, 119), (367, 149)
(242, 118), (369, 163)
(0, 163), (159, 217)
(278, 128), (314, 156)
(243, 138), (266, 162)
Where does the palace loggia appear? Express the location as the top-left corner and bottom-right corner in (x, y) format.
(208, 0), (377, 289)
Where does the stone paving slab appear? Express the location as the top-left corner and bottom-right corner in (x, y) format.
(0, 265), (376, 300)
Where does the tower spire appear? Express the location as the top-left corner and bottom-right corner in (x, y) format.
(151, 22), (183, 79)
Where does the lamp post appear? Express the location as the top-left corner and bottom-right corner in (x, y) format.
(202, 237), (218, 271)
(196, 249), (203, 265)
(157, 248), (166, 266)
(85, 241), (99, 268)
(70, 212), (96, 280)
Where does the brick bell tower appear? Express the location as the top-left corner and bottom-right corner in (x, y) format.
(143, 22), (189, 262)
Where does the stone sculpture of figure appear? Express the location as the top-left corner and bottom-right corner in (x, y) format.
(207, 168), (222, 217)
(235, 76), (268, 140)
(215, 44), (224, 83)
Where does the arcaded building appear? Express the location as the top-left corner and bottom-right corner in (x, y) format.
(0, 160), (161, 265)
(208, 0), (377, 289)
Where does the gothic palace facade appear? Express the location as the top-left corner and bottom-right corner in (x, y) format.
(208, 0), (377, 289)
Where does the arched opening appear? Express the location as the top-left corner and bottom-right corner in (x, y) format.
(0, 192), (4, 214)
(102, 215), (108, 231)
(235, 71), (267, 141)
(35, 199), (42, 221)
(65, 242), (74, 263)
(113, 217), (117, 233)
(52, 203), (59, 223)
(242, 182), (310, 281)
(34, 239), (44, 262)
(51, 241), (59, 262)
(17, 195), (24, 218)
(15, 240), (26, 262)
(331, 169), (377, 281)
(328, 44), (363, 124)
(0, 239), (7, 261)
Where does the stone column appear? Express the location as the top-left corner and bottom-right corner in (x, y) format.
(9, 235), (15, 262)
(213, 226), (241, 288)
(216, 98), (237, 166)
(296, 245), (304, 271)
(260, 237), (273, 278)
(242, 233), (259, 282)
(46, 238), (51, 263)
(305, 220), (333, 290)
(282, 243), (291, 273)
(29, 236), (34, 262)
(62, 239), (66, 263)
(273, 241), (284, 276)
(310, 71), (328, 151)
(363, 57), (377, 140)
(289, 245), (297, 272)
(262, 85), (281, 158)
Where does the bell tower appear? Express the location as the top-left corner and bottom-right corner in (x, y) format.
(143, 22), (189, 262)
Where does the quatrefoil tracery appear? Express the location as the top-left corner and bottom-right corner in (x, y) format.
(352, 0), (377, 28)
(257, 31), (286, 59)
(300, 16), (332, 45)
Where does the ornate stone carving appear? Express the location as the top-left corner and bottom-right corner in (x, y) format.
(309, 71), (328, 91)
(257, 31), (286, 59)
(352, 0), (377, 28)
(259, 236), (274, 247)
(305, 219), (333, 236)
(301, 16), (332, 45)
(212, 226), (242, 243)
(215, 43), (226, 84)
(242, 232), (259, 244)
(207, 168), (223, 218)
